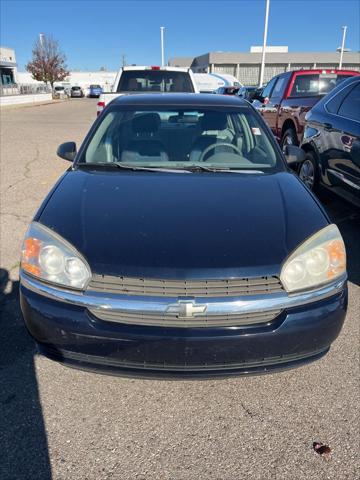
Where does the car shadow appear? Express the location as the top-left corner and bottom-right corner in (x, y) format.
(319, 193), (360, 286)
(0, 268), (52, 480)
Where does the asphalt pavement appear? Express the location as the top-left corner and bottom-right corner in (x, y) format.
(0, 99), (359, 480)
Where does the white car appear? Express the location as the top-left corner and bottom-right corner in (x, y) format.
(53, 86), (70, 99)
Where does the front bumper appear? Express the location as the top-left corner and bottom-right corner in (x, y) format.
(20, 273), (347, 378)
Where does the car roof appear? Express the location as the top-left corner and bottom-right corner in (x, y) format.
(122, 66), (189, 73)
(313, 75), (360, 111)
(290, 69), (359, 75)
(335, 75), (360, 86)
(111, 93), (249, 108)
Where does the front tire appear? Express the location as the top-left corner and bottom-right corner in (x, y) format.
(281, 128), (298, 152)
(299, 151), (319, 191)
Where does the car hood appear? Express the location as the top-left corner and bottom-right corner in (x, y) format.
(37, 169), (328, 279)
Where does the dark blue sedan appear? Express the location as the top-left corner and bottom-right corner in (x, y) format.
(300, 75), (360, 207)
(20, 94), (347, 378)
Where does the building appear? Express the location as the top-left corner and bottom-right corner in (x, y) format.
(167, 57), (194, 68)
(0, 46), (17, 86)
(169, 48), (360, 85)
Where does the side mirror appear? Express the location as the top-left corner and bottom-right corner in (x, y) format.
(253, 88), (264, 102)
(57, 142), (77, 162)
(284, 145), (306, 165)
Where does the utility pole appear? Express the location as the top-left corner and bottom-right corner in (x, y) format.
(339, 26), (348, 69)
(160, 26), (165, 67)
(259, 0), (270, 87)
(121, 54), (127, 67)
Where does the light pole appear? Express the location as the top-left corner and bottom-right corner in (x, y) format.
(259, 0), (270, 87)
(160, 26), (165, 67)
(339, 25), (348, 69)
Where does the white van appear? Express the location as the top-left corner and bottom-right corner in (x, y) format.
(194, 73), (242, 93)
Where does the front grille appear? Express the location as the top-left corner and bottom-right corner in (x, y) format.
(87, 275), (284, 297)
(88, 308), (282, 328)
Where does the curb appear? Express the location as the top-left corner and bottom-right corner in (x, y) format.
(0, 99), (68, 110)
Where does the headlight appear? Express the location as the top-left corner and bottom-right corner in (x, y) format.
(280, 224), (346, 293)
(21, 222), (91, 289)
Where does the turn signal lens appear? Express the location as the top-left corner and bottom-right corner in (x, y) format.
(23, 238), (41, 261)
(280, 224), (346, 293)
(21, 222), (91, 289)
(327, 240), (346, 274)
(21, 262), (41, 276)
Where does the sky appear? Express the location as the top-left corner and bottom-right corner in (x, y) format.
(1, 0), (360, 71)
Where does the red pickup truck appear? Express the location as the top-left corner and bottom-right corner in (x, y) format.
(253, 69), (360, 149)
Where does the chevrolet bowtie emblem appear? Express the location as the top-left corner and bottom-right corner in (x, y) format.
(166, 300), (207, 318)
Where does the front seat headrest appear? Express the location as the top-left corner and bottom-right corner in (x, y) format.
(132, 113), (161, 134)
(201, 112), (228, 131)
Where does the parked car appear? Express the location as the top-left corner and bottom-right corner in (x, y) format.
(215, 86), (240, 95)
(96, 66), (199, 115)
(252, 69), (359, 150)
(238, 86), (260, 102)
(70, 86), (84, 98)
(89, 84), (102, 98)
(20, 94), (347, 378)
(53, 85), (69, 99)
(300, 75), (360, 207)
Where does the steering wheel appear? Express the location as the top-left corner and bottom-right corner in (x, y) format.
(199, 142), (242, 162)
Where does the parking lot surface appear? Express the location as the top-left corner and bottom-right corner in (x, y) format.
(1, 99), (359, 480)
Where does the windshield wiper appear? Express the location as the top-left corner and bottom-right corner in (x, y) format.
(184, 165), (264, 174)
(78, 163), (191, 173)
(78, 163), (264, 174)
(113, 163), (192, 173)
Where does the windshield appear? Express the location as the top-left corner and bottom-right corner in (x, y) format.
(72, 86), (81, 90)
(117, 70), (194, 93)
(79, 107), (283, 172)
(290, 73), (353, 97)
(54, 86), (64, 91)
(90, 85), (101, 89)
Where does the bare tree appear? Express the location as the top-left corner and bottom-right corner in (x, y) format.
(26, 35), (69, 88)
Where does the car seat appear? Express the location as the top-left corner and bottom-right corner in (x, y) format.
(121, 113), (169, 162)
(189, 112), (233, 162)
(127, 78), (140, 91)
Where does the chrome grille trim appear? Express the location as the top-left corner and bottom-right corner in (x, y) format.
(87, 275), (284, 297)
(88, 308), (282, 327)
(20, 272), (347, 323)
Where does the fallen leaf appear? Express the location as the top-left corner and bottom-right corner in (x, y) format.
(313, 442), (331, 455)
